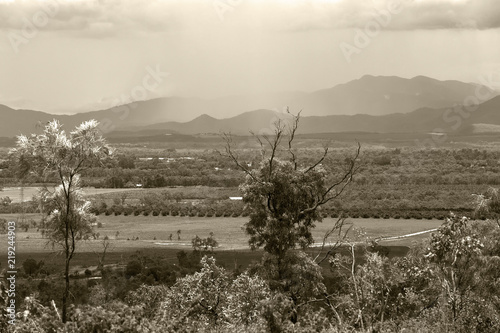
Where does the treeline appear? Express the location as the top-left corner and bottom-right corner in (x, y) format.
(3, 147), (500, 189)
(0, 197), (489, 221)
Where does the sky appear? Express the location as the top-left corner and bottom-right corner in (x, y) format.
(0, 0), (499, 114)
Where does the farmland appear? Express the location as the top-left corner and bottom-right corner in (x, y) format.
(0, 214), (441, 253)
(0, 213), (440, 285)
(0, 135), (495, 269)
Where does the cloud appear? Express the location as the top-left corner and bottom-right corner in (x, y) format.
(0, 0), (498, 37)
(0, 0), (188, 37)
(257, 0), (500, 31)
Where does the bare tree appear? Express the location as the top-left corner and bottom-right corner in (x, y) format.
(94, 237), (113, 274)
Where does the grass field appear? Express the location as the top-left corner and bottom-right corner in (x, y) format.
(0, 214), (443, 276)
(1, 214), (442, 254)
(2, 213), (440, 275)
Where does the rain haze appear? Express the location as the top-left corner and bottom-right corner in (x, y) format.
(0, 0), (499, 114)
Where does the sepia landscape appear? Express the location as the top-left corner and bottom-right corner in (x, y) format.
(1, 0), (500, 332)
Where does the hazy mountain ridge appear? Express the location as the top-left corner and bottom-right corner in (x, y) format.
(131, 95), (500, 135)
(1, 75), (498, 137)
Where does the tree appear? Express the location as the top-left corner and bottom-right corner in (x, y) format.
(223, 112), (360, 323)
(157, 256), (271, 330)
(10, 119), (111, 322)
(191, 232), (218, 253)
(425, 214), (484, 323)
(473, 187), (500, 226)
(94, 237), (113, 274)
(224, 112), (360, 280)
(23, 258), (44, 276)
(0, 196), (12, 206)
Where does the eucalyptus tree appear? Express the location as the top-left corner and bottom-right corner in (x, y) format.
(10, 119), (111, 322)
(223, 111), (360, 300)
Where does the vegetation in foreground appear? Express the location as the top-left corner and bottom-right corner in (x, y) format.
(2, 214), (500, 332)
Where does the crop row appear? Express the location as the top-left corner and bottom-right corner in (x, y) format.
(89, 204), (487, 220)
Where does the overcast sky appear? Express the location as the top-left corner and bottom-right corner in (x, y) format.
(0, 0), (499, 113)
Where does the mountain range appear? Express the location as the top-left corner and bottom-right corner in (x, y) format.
(128, 95), (500, 136)
(0, 75), (498, 138)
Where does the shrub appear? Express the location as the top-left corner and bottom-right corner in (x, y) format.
(125, 260), (143, 277)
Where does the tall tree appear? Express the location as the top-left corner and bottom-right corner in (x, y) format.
(10, 119), (111, 322)
(223, 111), (360, 290)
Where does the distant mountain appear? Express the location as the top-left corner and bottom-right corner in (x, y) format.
(130, 95), (500, 136)
(0, 104), (69, 137)
(0, 98), (207, 137)
(302, 75), (497, 117)
(183, 75), (498, 118)
(1, 75), (497, 137)
(145, 109), (288, 135)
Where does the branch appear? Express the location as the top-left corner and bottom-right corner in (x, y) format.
(301, 142), (361, 215)
(323, 293), (343, 326)
(221, 132), (260, 183)
(304, 144), (330, 174)
(266, 119), (284, 180)
(286, 109), (300, 170)
(314, 216), (352, 265)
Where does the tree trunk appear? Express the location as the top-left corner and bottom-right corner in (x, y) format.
(63, 250), (70, 323)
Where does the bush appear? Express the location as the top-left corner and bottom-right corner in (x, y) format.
(125, 260), (143, 277)
(112, 206), (123, 216)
